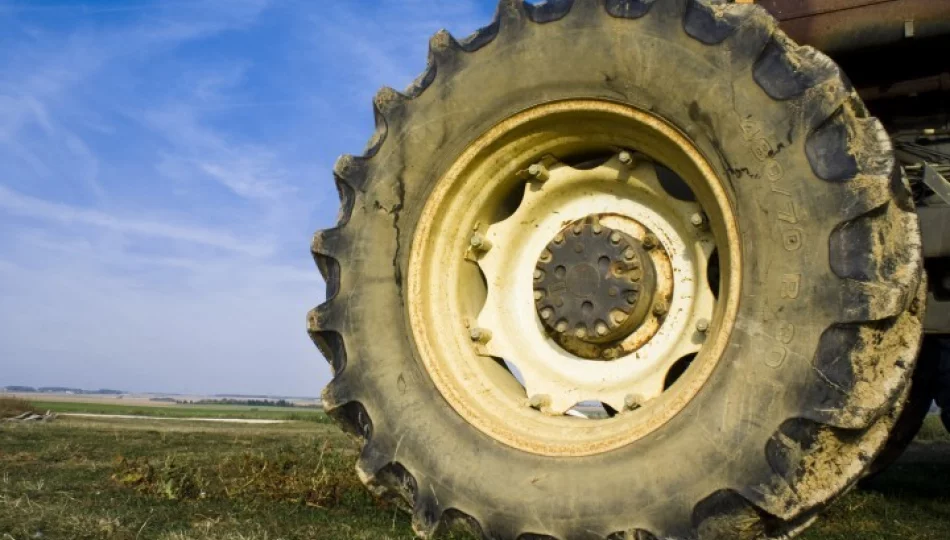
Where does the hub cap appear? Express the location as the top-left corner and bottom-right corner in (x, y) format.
(534, 217), (662, 359)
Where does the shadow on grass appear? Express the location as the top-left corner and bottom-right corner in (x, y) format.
(862, 442), (950, 500)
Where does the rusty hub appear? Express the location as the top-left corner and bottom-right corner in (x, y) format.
(534, 216), (657, 358)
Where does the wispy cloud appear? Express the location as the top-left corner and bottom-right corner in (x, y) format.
(0, 0), (495, 396)
(0, 185), (270, 256)
(147, 104), (293, 203)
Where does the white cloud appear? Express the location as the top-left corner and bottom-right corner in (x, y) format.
(0, 0), (496, 395)
(146, 104), (293, 203)
(0, 184), (270, 256)
(0, 230), (323, 395)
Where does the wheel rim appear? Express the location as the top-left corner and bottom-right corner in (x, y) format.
(408, 100), (742, 456)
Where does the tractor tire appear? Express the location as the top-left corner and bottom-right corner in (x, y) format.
(864, 332), (938, 479)
(308, 1), (924, 539)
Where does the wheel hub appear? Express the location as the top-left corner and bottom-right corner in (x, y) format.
(408, 101), (739, 453)
(534, 216), (658, 358)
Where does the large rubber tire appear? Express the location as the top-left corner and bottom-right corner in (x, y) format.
(308, 1), (924, 538)
(864, 332), (938, 479)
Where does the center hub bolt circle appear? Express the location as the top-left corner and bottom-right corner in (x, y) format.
(534, 216), (659, 355)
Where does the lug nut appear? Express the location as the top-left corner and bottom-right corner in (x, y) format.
(624, 393), (643, 411)
(618, 151), (634, 167)
(534, 290), (544, 301)
(469, 327), (492, 344)
(623, 248), (636, 261)
(690, 212), (707, 229)
(553, 233), (565, 244)
(555, 320), (569, 333)
(653, 302), (668, 317)
(534, 269), (544, 281)
(696, 319), (710, 333)
(574, 327), (587, 339)
(540, 308), (554, 320)
(609, 232), (622, 245)
(528, 394), (551, 410)
(595, 322), (609, 336)
(626, 293), (638, 304)
(539, 249), (552, 263)
(642, 234), (658, 250)
(528, 163), (550, 181)
(592, 223), (603, 235)
(469, 233), (492, 253)
(602, 348), (619, 360)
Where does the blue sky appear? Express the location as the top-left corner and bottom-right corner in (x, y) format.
(0, 0), (494, 396)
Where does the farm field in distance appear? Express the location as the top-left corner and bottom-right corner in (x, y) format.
(1, 398), (950, 539)
(5, 392), (325, 423)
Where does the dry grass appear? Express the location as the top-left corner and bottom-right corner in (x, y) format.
(112, 441), (367, 508)
(0, 396), (34, 418)
(2, 414), (950, 539)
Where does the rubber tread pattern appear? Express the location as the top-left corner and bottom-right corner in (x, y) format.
(308, 0), (923, 538)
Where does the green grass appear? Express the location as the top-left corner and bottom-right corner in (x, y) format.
(27, 400), (330, 423)
(0, 418), (436, 539)
(1, 414), (949, 539)
(915, 414), (950, 443)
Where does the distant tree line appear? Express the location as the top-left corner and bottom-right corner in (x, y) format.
(3, 386), (124, 395)
(176, 398), (296, 408)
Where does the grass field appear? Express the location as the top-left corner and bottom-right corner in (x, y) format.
(26, 399), (328, 423)
(2, 401), (950, 539)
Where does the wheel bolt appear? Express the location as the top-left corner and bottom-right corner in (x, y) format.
(554, 233), (565, 244)
(696, 319), (710, 333)
(626, 293), (638, 304)
(595, 322), (609, 336)
(574, 327), (587, 339)
(541, 308), (554, 320)
(469, 327), (492, 344)
(610, 311), (626, 326)
(555, 320), (568, 333)
(623, 248), (636, 261)
(602, 348), (619, 360)
(592, 223), (603, 235)
(618, 151), (634, 167)
(572, 224), (583, 235)
(690, 212), (707, 229)
(624, 393), (643, 411)
(642, 234), (658, 250)
(528, 163), (550, 181)
(470, 233), (492, 253)
(528, 394), (551, 410)
(610, 232), (622, 245)
(653, 302), (668, 317)
(534, 290), (544, 301)
(534, 269), (544, 281)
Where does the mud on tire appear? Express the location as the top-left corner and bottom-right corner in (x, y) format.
(308, 1), (924, 538)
